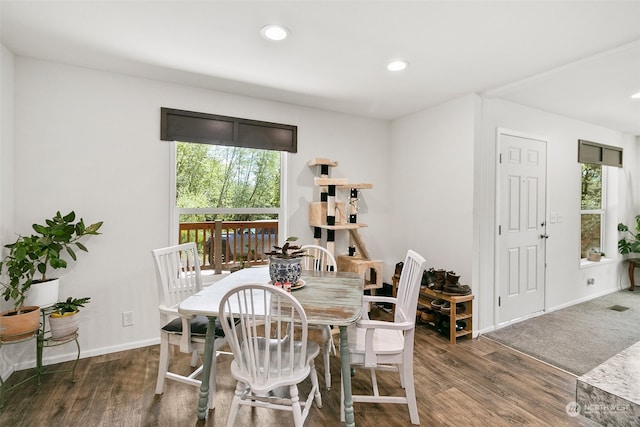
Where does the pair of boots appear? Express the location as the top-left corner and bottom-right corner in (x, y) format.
(432, 269), (458, 292)
(443, 272), (471, 296)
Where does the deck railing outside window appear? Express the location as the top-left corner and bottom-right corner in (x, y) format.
(179, 220), (279, 273)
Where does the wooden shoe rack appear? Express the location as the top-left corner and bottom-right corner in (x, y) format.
(418, 288), (473, 343)
(394, 275), (473, 344)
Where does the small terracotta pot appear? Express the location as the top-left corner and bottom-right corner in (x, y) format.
(0, 306), (40, 342)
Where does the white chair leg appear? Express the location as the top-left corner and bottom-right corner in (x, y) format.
(322, 326), (332, 389)
(226, 382), (243, 427)
(404, 362), (419, 425)
(309, 359), (323, 408)
(155, 333), (170, 394)
(290, 384), (303, 427)
(398, 362), (406, 388)
(370, 368), (379, 397)
(190, 349), (199, 367)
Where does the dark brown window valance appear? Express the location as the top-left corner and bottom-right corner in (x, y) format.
(578, 139), (623, 167)
(160, 108), (297, 153)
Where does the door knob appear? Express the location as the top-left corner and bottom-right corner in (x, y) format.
(540, 234), (549, 239)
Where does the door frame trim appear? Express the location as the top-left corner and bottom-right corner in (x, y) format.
(494, 127), (549, 328)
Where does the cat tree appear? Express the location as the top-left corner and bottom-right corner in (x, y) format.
(308, 158), (382, 292)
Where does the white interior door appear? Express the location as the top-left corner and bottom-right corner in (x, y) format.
(497, 131), (547, 323)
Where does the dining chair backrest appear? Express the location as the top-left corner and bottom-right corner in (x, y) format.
(219, 283), (309, 393)
(152, 242), (203, 311)
(300, 244), (336, 272)
(394, 249), (427, 325)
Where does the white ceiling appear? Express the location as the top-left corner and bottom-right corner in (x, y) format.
(2, 1), (640, 135)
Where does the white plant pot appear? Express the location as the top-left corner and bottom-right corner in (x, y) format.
(49, 311), (79, 340)
(24, 278), (60, 308)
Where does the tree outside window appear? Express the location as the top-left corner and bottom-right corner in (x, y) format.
(176, 142), (281, 223)
(174, 142), (283, 270)
(580, 163), (604, 258)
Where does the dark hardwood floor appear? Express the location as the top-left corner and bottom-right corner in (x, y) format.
(0, 308), (600, 426)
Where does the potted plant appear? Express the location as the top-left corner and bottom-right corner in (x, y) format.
(264, 236), (306, 286)
(0, 211), (102, 341)
(618, 215), (640, 255)
(587, 248), (604, 262)
(49, 296), (90, 340)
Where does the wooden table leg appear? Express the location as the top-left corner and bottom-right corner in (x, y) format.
(196, 316), (217, 420)
(630, 261), (636, 291)
(339, 325), (356, 427)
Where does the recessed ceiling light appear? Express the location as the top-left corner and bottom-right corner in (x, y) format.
(632, 91), (640, 99)
(261, 24), (290, 41)
(387, 60), (408, 72)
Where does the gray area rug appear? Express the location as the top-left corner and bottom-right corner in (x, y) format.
(483, 290), (640, 376)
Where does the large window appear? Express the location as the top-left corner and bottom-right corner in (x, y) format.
(580, 163), (604, 259)
(171, 142), (285, 271)
(175, 142), (281, 221)
(161, 108), (294, 271)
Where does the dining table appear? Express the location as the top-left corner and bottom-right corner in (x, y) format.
(178, 266), (364, 427)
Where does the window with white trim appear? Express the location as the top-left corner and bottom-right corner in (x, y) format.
(161, 108), (294, 271)
(580, 163), (605, 259)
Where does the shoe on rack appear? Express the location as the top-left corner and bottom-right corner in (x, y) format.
(433, 269), (446, 292)
(455, 303), (466, 314)
(430, 298), (446, 310)
(421, 268), (435, 289)
(420, 311), (435, 323)
(445, 271), (460, 287)
(440, 301), (451, 312)
(442, 283), (472, 296)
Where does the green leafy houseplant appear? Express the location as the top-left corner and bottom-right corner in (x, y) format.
(49, 296), (90, 340)
(0, 211), (103, 312)
(618, 215), (640, 254)
(51, 296), (90, 317)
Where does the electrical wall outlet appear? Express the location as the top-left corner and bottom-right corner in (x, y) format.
(122, 311), (134, 327)
(587, 278), (595, 286)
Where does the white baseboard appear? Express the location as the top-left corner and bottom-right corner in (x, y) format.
(546, 287), (620, 313)
(9, 337), (160, 373)
(482, 285), (622, 335)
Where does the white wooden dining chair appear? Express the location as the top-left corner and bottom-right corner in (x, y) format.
(301, 244), (336, 273)
(219, 283), (323, 427)
(301, 244), (337, 389)
(341, 249), (427, 425)
(151, 242), (229, 409)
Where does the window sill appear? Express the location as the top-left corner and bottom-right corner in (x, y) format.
(580, 257), (615, 269)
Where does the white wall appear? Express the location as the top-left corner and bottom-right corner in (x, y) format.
(0, 43), (18, 379)
(390, 95), (479, 287)
(389, 94), (480, 336)
(5, 56), (390, 372)
(477, 98), (639, 332)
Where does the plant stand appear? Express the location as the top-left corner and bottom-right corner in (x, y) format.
(0, 307), (80, 409)
(629, 258), (640, 291)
